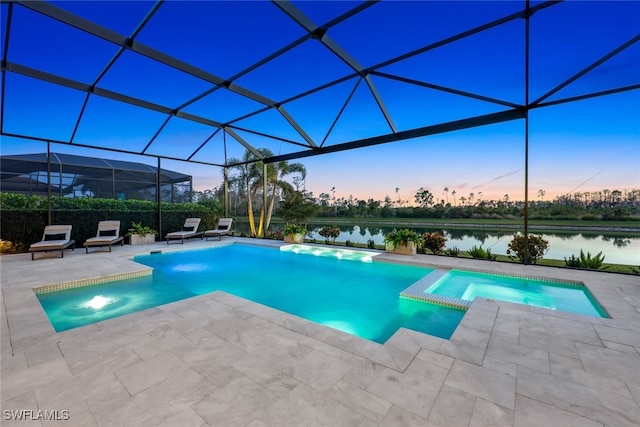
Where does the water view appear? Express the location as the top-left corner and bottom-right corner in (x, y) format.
(236, 222), (639, 266)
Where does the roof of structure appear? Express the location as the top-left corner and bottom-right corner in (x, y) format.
(1, 1), (638, 166)
(0, 152), (191, 195)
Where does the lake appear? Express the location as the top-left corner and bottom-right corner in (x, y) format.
(235, 222), (640, 266)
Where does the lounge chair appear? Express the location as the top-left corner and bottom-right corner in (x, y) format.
(165, 218), (203, 244)
(204, 218), (234, 241)
(84, 220), (124, 253)
(29, 225), (75, 260)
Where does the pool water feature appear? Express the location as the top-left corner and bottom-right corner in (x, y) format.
(280, 244), (377, 262)
(425, 270), (608, 318)
(36, 244), (465, 343)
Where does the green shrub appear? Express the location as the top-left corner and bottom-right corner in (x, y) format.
(126, 221), (157, 236)
(565, 249), (607, 270)
(467, 245), (496, 260)
(506, 234), (549, 264)
(367, 239), (376, 249)
(284, 223), (307, 235)
(345, 240), (355, 247)
(0, 192), (217, 251)
(319, 225), (340, 244)
(420, 231), (446, 255)
(564, 255), (581, 268)
(383, 229), (422, 249)
(444, 246), (460, 257)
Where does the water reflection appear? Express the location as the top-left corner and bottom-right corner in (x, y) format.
(235, 222), (640, 266)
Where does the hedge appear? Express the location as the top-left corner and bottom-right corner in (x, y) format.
(0, 193), (218, 252)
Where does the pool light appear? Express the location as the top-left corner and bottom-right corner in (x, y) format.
(79, 295), (116, 310)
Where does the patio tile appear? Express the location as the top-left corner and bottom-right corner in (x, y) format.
(382, 328), (423, 371)
(594, 323), (640, 347)
(341, 358), (387, 389)
(516, 365), (640, 427)
(156, 409), (207, 427)
(575, 341), (640, 385)
(230, 352), (287, 385)
(257, 383), (377, 427)
(549, 352), (634, 400)
(1, 358), (72, 402)
(486, 337), (550, 373)
(426, 384), (476, 427)
(514, 394), (602, 427)
(193, 375), (280, 427)
(114, 351), (190, 395)
(131, 327), (193, 360)
(469, 398), (513, 427)
(518, 328), (580, 358)
(88, 368), (215, 427)
(378, 404), (429, 427)
(445, 359), (516, 409)
(285, 349), (352, 392)
(414, 348), (454, 370)
(482, 356), (518, 377)
(2, 239), (639, 426)
(0, 392), (42, 427)
(326, 379), (393, 423)
(519, 318), (601, 346)
(602, 339), (640, 355)
(35, 365), (126, 410)
(367, 357), (448, 418)
(176, 335), (249, 378)
(1, 352), (28, 376)
(59, 342), (141, 376)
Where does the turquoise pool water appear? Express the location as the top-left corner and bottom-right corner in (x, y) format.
(36, 244), (465, 343)
(427, 270), (608, 318)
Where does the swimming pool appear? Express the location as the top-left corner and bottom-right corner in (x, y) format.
(426, 270), (608, 318)
(36, 244), (465, 343)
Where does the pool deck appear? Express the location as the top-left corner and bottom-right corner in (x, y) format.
(1, 237), (639, 426)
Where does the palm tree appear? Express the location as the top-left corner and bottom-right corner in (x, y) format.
(537, 189), (545, 202)
(227, 150), (263, 237)
(443, 187), (449, 205)
(227, 149), (306, 237)
(451, 190), (457, 206)
(262, 159), (306, 234)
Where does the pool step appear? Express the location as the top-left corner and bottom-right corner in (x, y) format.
(400, 269), (471, 310)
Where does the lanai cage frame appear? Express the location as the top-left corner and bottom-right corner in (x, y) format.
(1, 0), (638, 260)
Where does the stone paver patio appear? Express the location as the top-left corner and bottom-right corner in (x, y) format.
(1, 238), (639, 426)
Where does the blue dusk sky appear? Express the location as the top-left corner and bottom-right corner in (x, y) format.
(1, 0), (638, 203)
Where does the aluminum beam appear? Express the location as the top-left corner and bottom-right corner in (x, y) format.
(267, 109), (525, 164)
(532, 33), (640, 105)
(273, 0), (397, 134)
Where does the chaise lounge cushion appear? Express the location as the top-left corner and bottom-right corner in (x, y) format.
(84, 220), (124, 253)
(166, 218), (203, 244)
(29, 225), (75, 259)
(204, 218), (234, 241)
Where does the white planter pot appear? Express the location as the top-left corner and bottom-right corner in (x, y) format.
(130, 233), (156, 245)
(284, 233), (305, 244)
(385, 241), (417, 256)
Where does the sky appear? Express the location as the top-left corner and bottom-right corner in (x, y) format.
(1, 0), (638, 204)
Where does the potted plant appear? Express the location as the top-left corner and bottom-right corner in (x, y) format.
(383, 228), (422, 255)
(126, 221), (157, 245)
(284, 223), (307, 244)
(280, 188), (317, 244)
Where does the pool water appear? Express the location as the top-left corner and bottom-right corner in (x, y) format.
(36, 244), (465, 343)
(427, 270), (608, 318)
